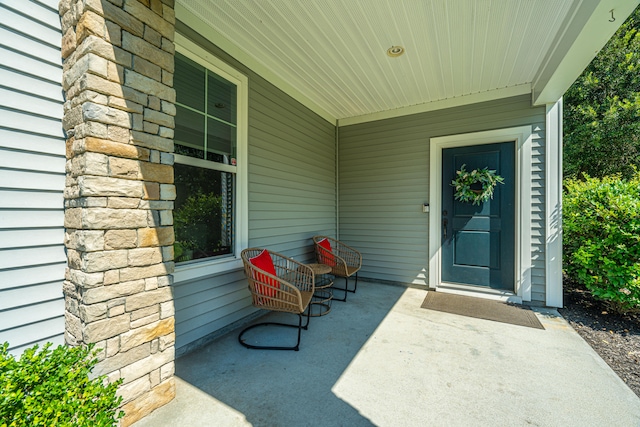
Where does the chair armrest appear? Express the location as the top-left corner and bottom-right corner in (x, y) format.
(313, 236), (362, 277)
(241, 248), (315, 314)
(334, 243), (362, 269)
(270, 251), (314, 293)
(244, 267), (312, 313)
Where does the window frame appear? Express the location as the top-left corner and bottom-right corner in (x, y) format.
(172, 33), (248, 282)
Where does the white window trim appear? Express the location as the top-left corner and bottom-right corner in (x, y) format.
(172, 33), (249, 282)
(428, 126), (533, 302)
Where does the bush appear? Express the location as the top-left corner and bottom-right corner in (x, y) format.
(0, 342), (124, 427)
(173, 192), (224, 261)
(563, 173), (640, 312)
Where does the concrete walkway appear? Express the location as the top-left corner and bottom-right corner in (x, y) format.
(133, 282), (640, 427)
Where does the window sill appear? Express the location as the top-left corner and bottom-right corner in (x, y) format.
(173, 255), (243, 283)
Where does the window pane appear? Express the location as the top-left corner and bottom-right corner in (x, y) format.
(174, 163), (234, 262)
(175, 53), (205, 111)
(207, 72), (237, 125)
(207, 118), (236, 162)
(175, 105), (205, 157)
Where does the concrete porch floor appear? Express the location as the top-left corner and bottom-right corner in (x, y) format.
(133, 281), (640, 427)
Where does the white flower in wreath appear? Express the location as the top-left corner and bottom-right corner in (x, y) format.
(451, 164), (505, 206)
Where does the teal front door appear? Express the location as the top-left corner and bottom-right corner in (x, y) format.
(442, 142), (515, 290)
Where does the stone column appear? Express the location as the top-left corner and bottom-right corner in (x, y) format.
(59, 1), (176, 425)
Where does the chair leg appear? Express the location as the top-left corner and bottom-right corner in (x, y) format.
(347, 272), (358, 293)
(238, 313), (306, 351)
(302, 304), (311, 330)
(331, 276), (349, 302)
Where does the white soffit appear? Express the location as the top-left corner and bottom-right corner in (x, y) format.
(533, 0), (639, 106)
(176, 0), (626, 124)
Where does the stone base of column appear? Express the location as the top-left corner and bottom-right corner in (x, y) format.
(121, 378), (176, 427)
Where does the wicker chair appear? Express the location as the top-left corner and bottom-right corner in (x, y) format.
(239, 248), (314, 351)
(313, 236), (362, 302)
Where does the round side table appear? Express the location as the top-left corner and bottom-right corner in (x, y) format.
(306, 263), (333, 316)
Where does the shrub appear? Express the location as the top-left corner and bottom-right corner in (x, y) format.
(563, 173), (640, 312)
(0, 342), (124, 427)
(173, 192), (224, 261)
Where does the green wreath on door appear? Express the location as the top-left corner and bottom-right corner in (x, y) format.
(451, 164), (504, 206)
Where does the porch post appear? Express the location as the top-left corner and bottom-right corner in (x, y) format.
(545, 99), (563, 308)
(59, 0), (177, 425)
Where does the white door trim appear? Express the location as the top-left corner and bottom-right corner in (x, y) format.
(429, 126), (533, 302)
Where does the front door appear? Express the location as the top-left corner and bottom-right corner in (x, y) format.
(441, 142), (515, 290)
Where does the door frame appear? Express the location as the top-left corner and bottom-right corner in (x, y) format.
(429, 126), (532, 302)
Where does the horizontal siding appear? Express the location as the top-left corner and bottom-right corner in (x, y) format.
(0, 129), (65, 155)
(339, 94), (548, 303)
(0, 169), (65, 192)
(0, 246), (66, 270)
(338, 112), (429, 285)
(0, 190), (63, 209)
(0, 316), (65, 356)
(173, 22), (336, 352)
(0, 210), (65, 229)
(0, 0), (65, 354)
(0, 263), (67, 291)
(0, 106), (63, 138)
(0, 68), (62, 101)
(0, 228), (63, 249)
(248, 74), (336, 258)
(173, 269), (255, 350)
(0, 147), (66, 172)
(0, 281), (64, 310)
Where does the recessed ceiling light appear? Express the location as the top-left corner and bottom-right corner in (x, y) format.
(387, 46), (405, 57)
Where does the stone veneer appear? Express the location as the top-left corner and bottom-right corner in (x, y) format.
(59, 0), (177, 425)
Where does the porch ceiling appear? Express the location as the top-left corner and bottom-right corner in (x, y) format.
(176, 0), (637, 124)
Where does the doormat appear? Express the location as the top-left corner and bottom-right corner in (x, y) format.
(420, 291), (544, 329)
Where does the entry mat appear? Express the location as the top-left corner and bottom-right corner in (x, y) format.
(420, 291), (544, 329)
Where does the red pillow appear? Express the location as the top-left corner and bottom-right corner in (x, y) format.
(317, 238), (336, 267)
(249, 249), (279, 297)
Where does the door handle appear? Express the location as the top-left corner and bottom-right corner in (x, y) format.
(442, 211), (449, 240)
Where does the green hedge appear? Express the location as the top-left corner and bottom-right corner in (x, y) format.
(563, 173), (640, 312)
(0, 342), (123, 427)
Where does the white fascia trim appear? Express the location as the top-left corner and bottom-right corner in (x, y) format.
(340, 84), (531, 127)
(429, 126), (533, 302)
(173, 34), (249, 282)
(532, 0), (639, 106)
(545, 100), (563, 307)
(175, 3), (336, 125)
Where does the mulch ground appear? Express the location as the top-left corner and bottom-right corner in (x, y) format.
(558, 282), (640, 398)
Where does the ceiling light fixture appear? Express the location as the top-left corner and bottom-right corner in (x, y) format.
(387, 45), (405, 57)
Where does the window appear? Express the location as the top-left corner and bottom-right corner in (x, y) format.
(173, 35), (247, 268)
